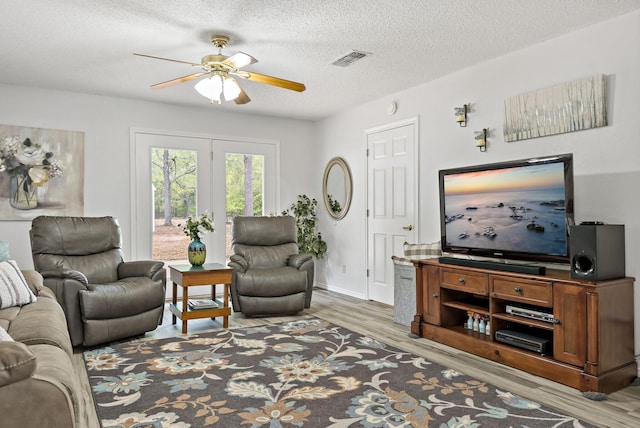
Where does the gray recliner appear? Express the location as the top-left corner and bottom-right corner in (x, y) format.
(228, 216), (314, 316)
(29, 216), (166, 347)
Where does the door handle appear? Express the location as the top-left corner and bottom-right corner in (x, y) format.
(402, 224), (413, 231)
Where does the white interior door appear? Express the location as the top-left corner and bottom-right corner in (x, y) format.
(366, 120), (417, 304)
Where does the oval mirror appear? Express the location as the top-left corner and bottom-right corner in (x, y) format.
(322, 157), (352, 220)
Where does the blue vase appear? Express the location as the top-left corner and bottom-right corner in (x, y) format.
(188, 237), (206, 266)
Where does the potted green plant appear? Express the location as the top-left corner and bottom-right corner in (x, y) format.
(179, 212), (214, 266)
(282, 194), (327, 258)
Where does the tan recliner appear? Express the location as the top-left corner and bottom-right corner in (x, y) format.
(228, 216), (314, 316)
(29, 216), (166, 347)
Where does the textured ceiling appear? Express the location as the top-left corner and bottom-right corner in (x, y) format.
(1, 0), (639, 120)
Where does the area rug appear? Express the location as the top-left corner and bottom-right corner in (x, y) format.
(84, 318), (596, 427)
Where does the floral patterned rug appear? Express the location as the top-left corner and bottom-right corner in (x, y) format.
(84, 318), (596, 427)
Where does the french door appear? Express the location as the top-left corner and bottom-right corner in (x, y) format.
(131, 129), (278, 269)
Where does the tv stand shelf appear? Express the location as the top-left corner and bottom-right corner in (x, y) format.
(491, 313), (555, 331)
(442, 298), (489, 315)
(411, 259), (636, 393)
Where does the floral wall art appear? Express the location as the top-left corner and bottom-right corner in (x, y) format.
(0, 124), (84, 221)
(503, 74), (607, 142)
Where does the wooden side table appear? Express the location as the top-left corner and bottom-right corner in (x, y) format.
(168, 263), (233, 334)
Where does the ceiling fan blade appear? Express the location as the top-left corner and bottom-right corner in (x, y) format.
(234, 87), (251, 104)
(133, 53), (200, 67)
(239, 71), (306, 92)
(223, 52), (258, 69)
(150, 72), (207, 89)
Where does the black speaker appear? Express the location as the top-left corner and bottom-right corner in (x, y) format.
(569, 224), (625, 280)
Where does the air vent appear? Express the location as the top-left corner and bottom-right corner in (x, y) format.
(331, 50), (372, 67)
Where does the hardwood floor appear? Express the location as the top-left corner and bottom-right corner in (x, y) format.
(74, 288), (640, 427)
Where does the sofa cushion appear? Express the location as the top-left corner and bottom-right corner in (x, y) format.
(80, 277), (165, 319)
(5, 292), (73, 356)
(234, 243), (299, 269)
(30, 216), (124, 284)
(21, 270), (45, 295)
(236, 267), (307, 297)
(0, 260), (37, 309)
(0, 343), (78, 427)
(0, 306), (19, 332)
(0, 340), (37, 387)
(237, 293), (307, 316)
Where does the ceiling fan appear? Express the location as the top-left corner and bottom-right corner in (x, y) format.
(134, 35), (306, 105)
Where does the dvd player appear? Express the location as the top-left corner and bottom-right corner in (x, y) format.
(495, 329), (550, 355)
(506, 304), (555, 323)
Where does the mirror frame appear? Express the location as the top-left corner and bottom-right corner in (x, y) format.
(322, 157), (353, 220)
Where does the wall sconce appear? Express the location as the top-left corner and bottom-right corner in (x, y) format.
(454, 104), (469, 127)
(474, 128), (488, 152)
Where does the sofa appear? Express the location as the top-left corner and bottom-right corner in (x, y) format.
(30, 215), (166, 347)
(229, 216), (314, 316)
(0, 268), (80, 428)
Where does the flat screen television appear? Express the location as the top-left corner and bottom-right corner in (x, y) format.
(439, 153), (574, 265)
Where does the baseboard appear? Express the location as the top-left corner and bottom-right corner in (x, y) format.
(314, 282), (367, 300)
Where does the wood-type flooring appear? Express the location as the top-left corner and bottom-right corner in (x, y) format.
(73, 288), (640, 428)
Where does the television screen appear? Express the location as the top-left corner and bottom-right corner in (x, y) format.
(439, 154), (574, 264)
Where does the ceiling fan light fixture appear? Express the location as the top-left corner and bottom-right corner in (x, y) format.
(195, 74), (242, 104)
(223, 77), (241, 100)
(195, 74), (223, 102)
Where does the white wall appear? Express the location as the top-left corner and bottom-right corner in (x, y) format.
(1, 9), (638, 353)
(315, 10), (640, 349)
(0, 85), (316, 267)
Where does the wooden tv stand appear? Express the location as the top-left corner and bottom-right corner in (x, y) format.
(411, 259), (637, 393)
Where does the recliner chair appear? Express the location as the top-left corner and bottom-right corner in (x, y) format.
(29, 216), (166, 347)
(228, 216), (314, 316)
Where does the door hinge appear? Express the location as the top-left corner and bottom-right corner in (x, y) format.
(366, 209), (370, 217)
(366, 148), (369, 156)
(366, 269), (369, 277)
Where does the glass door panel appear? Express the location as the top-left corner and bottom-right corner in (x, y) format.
(223, 153), (265, 262)
(212, 139), (277, 263)
(151, 148), (197, 264)
(132, 132), (211, 259)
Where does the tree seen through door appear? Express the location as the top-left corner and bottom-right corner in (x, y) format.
(151, 148), (264, 263)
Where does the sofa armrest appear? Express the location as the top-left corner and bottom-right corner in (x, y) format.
(0, 341), (37, 387)
(39, 271), (90, 346)
(118, 260), (165, 280)
(39, 269), (88, 286)
(229, 255), (249, 272)
(289, 253), (313, 269)
(20, 270), (45, 295)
